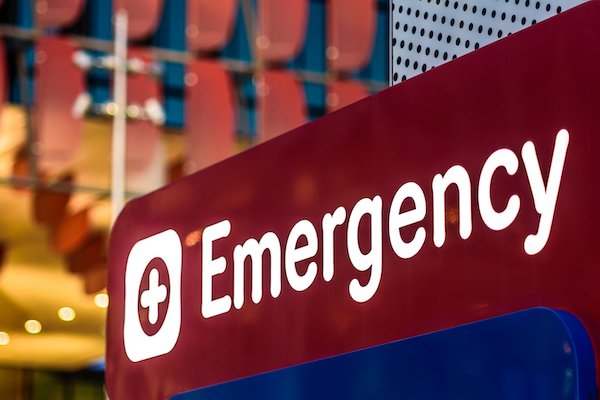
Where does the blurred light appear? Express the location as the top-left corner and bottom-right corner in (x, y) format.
(58, 307), (76, 322)
(127, 57), (145, 74)
(106, 102), (118, 116)
(71, 92), (92, 118)
(99, 55), (116, 70)
(25, 320), (42, 334)
(185, 24), (199, 38)
(144, 98), (166, 126)
(183, 160), (197, 175)
(184, 72), (198, 87)
(35, 50), (47, 64)
(95, 293), (109, 308)
(36, 1), (48, 14)
(127, 104), (140, 118)
(326, 46), (340, 60)
(72, 50), (93, 70)
(0, 332), (9, 345)
(255, 81), (269, 97)
(326, 93), (339, 107)
(256, 36), (270, 49)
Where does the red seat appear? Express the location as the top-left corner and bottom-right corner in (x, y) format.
(35, 37), (85, 175)
(124, 48), (161, 177)
(257, 0), (308, 63)
(256, 69), (307, 143)
(185, 59), (236, 172)
(326, 79), (369, 113)
(113, 0), (165, 41)
(327, 0), (377, 72)
(186, 0), (238, 52)
(35, 0), (87, 29)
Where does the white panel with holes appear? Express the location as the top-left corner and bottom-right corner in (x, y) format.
(390, 0), (589, 85)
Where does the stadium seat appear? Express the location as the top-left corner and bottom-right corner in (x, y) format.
(113, 0), (165, 41)
(66, 231), (106, 274)
(256, 69), (307, 143)
(186, 0), (238, 52)
(35, 0), (87, 29)
(35, 37), (85, 174)
(326, 79), (369, 113)
(185, 59), (236, 172)
(327, 0), (377, 72)
(32, 173), (73, 226)
(49, 208), (90, 254)
(124, 48), (161, 177)
(257, 0), (308, 63)
(83, 263), (107, 294)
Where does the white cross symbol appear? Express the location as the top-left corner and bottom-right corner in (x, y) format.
(140, 268), (168, 325)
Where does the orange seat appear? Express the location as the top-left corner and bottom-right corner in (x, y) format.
(114, 0), (165, 41)
(66, 231), (106, 274)
(327, 0), (377, 72)
(124, 48), (161, 177)
(65, 231), (108, 294)
(83, 263), (107, 294)
(32, 173), (73, 226)
(186, 0), (238, 52)
(35, 0), (87, 29)
(256, 69), (307, 143)
(257, 0), (308, 63)
(35, 37), (85, 174)
(326, 79), (369, 113)
(50, 208), (90, 254)
(185, 59), (236, 172)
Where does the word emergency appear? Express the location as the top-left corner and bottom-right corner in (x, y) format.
(200, 130), (569, 318)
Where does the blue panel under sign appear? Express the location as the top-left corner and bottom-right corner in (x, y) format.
(171, 308), (596, 400)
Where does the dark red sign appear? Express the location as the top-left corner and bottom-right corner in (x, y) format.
(107, 2), (600, 399)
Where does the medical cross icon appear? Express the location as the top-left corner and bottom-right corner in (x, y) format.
(140, 268), (167, 324)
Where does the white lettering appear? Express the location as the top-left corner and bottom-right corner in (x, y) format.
(389, 182), (426, 259)
(347, 196), (383, 303)
(192, 131), (569, 318)
(521, 129), (569, 255)
(201, 220), (232, 318)
(478, 149), (520, 231)
(432, 165), (472, 247)
(322, 206), (347, 282)
(285, 220), (318, 292)
(233, 232), (281, 309)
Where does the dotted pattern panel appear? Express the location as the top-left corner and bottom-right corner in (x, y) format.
(390, 0), (588, 85)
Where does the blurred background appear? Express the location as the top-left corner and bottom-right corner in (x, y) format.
(0, 0), (585, 398)
(0, 0), (387, 398)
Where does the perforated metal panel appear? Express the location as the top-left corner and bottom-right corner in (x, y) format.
(390, 0), (589, 85)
